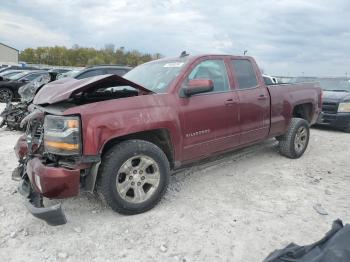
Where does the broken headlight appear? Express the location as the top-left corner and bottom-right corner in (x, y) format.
(44, 115), (81, 155)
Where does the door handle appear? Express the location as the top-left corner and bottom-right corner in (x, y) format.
(258, 94), (267, 100)
(225, 99), (235, 106)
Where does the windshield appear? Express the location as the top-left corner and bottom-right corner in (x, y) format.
(0, 71), (23, 78)
(318, 79), (350, 92)
(7, 71), (28, 80)
(122, 58), (189, 93)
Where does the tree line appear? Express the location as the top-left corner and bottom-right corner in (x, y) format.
(19, 44), (162, 67)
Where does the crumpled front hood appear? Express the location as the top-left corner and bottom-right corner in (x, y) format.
(323, 91), (350, 102)
(34, 74), (153, 105)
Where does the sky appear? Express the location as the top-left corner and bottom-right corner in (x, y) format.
(0, 0), (350, 76)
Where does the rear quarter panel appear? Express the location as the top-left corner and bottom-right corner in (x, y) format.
(268, 83), (322, 137)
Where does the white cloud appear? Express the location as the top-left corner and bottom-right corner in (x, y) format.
(1, 0), (350, 76)
(0, 10), (71, 49)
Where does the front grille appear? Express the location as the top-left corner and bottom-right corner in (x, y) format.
(322, 102), (338, 114)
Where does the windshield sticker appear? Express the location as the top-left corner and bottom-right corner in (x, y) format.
(163, 62), (184, 68)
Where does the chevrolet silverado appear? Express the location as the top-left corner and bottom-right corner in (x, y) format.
(13, 54), (322, 225)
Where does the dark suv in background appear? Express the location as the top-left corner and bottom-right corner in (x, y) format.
(0, 70), (48, 102)
(316, 78), (350, 132)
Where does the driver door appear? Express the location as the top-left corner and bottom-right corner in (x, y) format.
(178, 59), (240, 162)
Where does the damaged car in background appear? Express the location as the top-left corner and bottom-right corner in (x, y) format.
(0, 70), (49, 103)
(0, 73), (54, 130)
(13, 54), (322, 225)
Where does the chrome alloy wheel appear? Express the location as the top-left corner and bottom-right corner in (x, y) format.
(116, 155), (161, 204)
(294, 126), (308, 154)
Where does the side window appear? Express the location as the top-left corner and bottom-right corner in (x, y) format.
(105, 68), (127, 76)
(187, 60), (229, 92)
(24, 73), (42, 81)
(76, 69), (104, 79)
(232, 60), (258, 89)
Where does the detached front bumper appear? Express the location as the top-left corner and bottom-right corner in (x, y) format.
(18, 179), (67, 226)
(26, 157), (81, 198)
(22, 158), (80, 225)
(316, 112), (350, 129)
(15, 159), (80, 225)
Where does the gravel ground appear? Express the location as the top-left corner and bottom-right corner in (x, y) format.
(0, 103), (349, 262)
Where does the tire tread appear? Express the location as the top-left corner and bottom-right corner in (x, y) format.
(278, 118), (310, 159)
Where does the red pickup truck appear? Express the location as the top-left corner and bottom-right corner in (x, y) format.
(14, 54), (322, 225)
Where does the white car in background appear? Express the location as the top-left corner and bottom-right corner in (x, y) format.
(263, 74), (279, 85)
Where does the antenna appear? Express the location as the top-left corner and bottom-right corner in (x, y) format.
(180, 51), (189, 57)
(243, 50), (248, 55)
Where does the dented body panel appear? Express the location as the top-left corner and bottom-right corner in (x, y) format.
(14, 54), (322, 225)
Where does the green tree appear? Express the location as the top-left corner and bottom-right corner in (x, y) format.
(19, 45), (161, 67)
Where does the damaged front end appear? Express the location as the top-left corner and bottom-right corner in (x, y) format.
(14, 109), (68, 226)
(13, 74), (153, 225)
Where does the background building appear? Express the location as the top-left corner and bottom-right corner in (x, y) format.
(0, 42), (19, 64)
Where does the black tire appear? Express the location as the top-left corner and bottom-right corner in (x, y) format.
(0, 88), (13, 103)
(97, 139), (170, 215)
(278, 118), (310, 159)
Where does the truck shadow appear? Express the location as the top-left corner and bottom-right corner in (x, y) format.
(55, 138), (280, 219)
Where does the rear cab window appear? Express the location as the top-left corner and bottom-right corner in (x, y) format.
(231, 59), (258, 89)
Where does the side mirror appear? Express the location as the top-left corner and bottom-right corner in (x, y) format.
(183, 79), (214, 96)
(21, 79), (28, 83)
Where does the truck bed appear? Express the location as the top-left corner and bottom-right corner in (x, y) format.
(267, 82), (322, 137)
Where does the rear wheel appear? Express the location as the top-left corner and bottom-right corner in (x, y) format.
(97, 139), (170, 215)
(278, 118), (310, 159)
(0, 88), (13, 103)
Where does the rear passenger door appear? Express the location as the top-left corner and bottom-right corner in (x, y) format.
(230, 59), (270, 145)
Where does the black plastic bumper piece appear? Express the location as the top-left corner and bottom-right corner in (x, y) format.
(24, 201), (67, 226)
(316, 112), (350, 129)
(18, 180), (67, 226)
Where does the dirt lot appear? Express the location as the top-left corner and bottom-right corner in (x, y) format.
(0, 103), (349, 262)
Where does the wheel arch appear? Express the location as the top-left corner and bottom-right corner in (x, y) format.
(292, 103), (314, 123)
(100, 128), (175, 169)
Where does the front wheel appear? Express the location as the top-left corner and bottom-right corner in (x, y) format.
(0, 88), (13, 103)
(97, 139), (170, 215)
(278, 118), (310, 159)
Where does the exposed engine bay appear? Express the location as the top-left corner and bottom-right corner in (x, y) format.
(70, 86), (139, 105)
